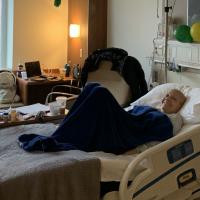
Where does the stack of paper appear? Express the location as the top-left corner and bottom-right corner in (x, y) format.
(16, 103), (49, 115)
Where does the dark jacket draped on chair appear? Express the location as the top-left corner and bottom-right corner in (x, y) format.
(81, 47), (148, 101)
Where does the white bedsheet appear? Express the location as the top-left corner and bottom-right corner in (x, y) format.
(89, 151), (145, 182)
(90, 124), (198, 182)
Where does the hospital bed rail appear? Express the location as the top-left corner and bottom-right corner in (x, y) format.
(103, 125), (200, 200)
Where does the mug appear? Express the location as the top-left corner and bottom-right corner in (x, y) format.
(49, 102), (61, 116)
(56, 96), (67, 115)
(56, 96), (67, 107)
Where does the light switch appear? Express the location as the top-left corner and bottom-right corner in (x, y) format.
(80, 48), (83, 58)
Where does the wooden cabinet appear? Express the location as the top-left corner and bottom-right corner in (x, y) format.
(68, 0), (107, 66)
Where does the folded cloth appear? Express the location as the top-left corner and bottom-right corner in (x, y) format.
(18, 83), (173, 154)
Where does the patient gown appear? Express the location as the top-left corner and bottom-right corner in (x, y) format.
(18, 83), (173, 154)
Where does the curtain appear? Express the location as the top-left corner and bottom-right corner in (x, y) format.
(0, 0), (3, 69)
(0, 0), (13, 70)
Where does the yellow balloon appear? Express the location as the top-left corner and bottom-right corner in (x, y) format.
(191, 22), (200, 42)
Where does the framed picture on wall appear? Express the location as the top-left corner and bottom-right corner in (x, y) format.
(187, 0), (200, 26)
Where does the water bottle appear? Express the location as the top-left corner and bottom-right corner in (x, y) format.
(72, 64), (81, 79)
(64, 64), (71, 77)
(2, 112), (9, 123)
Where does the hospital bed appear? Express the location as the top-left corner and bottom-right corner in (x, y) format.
(100, 124), (200, 200)
(100, 83), (200, 200)
(1, 83), (200, 200)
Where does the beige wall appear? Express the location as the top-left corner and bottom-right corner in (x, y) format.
(13, 0), (68, 70)
(107, 0), (162, 83)
(107, 0), (188, 83)
(12, 0), (187, 73)
(164, 0), (187, 24)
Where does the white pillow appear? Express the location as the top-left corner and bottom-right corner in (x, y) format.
(180, 88), (200, 124)
(130, 83), (200, 124)
(131, 83), (191, 109)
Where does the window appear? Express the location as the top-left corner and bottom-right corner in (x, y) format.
(0, 0), (13, 70)
(187, 0), (200, 26)
(0, 0), (2, 68)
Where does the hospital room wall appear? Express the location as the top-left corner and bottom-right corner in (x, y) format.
(13, 0), (68, 70)
(107, 0), (187, 83)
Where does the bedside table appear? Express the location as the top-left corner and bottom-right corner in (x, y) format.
(17, 77), (77, 105)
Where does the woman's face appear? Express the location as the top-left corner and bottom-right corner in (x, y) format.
(161, 90), (186, 114)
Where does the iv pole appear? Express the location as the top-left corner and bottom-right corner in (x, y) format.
(164, 0), (172, 83)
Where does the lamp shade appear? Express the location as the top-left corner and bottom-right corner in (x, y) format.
(69, 24), (80, 38)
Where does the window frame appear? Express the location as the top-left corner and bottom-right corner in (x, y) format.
(0, 0), (13, 70)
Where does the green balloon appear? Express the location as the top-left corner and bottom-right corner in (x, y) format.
(174, 25), (193, 43)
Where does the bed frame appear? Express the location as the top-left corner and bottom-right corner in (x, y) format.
(103, 125), (200, 200)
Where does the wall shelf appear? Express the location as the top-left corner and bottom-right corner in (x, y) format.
(168, 40), (200, 67)
(152, 39), (200, 86)
(177, 62), (200, 70)
(153, 39), (200, 71)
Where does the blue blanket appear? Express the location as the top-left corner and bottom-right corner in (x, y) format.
(18, 83), (173, 154)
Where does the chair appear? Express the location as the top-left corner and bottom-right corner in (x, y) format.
(45, 83), (81, 109)
(45, 48), (147, 109)
(45, 61), (133, 108)
(81, 48), (148, 106)
(0, 70), (24, 109)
